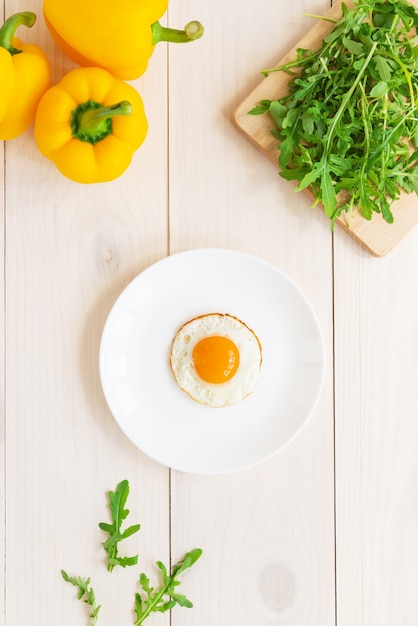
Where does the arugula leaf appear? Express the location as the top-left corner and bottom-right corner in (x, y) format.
(134, 548), (202, 625)
(98, 479), (140, 572)
(61, 570), (101, 626)
(369, 80), (389, 97)
(247, 100), (271, 115)
(343, 35), (364, 55)
(250, 0), (418, 227)
(374, 55), (393, 81)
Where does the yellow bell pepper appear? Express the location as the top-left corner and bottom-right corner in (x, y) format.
(0, 47), (15, 124)
(34, 67), (148, 184)
(43, 0), (204, 80)
(0, 12), (50, 140)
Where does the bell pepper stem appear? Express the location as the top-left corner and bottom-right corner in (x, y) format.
(151, 20), (204, 45)
(71, 99), (132, 145)
(0, 12), (36, 55)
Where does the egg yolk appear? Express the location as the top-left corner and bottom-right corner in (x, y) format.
(192, 335), (240, 384)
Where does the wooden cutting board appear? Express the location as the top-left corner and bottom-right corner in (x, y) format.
(233, 0), (418, 257)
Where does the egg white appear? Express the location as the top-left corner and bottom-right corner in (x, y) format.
(170, 313), (262, 408)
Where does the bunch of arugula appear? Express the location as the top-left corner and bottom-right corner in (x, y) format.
(61, 480), (202, 625)
(62, 551), (201, 626)
(250, 0), (418, 226)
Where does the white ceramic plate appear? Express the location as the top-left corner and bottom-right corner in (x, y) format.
(99, 248), (325, 474)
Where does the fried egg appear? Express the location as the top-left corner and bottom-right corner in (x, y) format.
(170, 313), (262, 408)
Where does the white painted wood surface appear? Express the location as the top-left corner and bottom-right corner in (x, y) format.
(1, 0), (418, 625)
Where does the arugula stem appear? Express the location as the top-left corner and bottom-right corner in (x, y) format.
(303, 13), (338, 22)
(380, 94), (389, 183)
(359, 81), (370, 169)
(366, 110), (415, 171)
(381, 49), (415, 104)
(389, 12), (400, 33)
(261, 53), (318, 75)
(319, 57), (329, 73)
(135, 583), (169, 626)
(325, 41), (378, 156)
(261, 41), (335, 76)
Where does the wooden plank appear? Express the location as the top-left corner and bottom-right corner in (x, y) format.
(334, 224), (418, 624)
(3, 1), (171, 624)
(0, 88), (4, 626)
(233, 0), (418, 257)
(167, 2), (336, 625)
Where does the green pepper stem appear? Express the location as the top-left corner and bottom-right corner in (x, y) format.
(71, 100), (132, 145)
(151, 20), (204, 45)
(0, 11), (36, 55)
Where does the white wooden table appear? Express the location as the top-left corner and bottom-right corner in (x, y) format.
(2, 0), (418, 624)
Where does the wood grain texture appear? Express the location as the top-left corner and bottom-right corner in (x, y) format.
(2, 0), (418, 625)
(334, 224), (418, 625)
(168, 2), (335, 625)
(233, 0), (418, 257)
(4, 1), (171, 624)
(0, 134), (4, 626)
